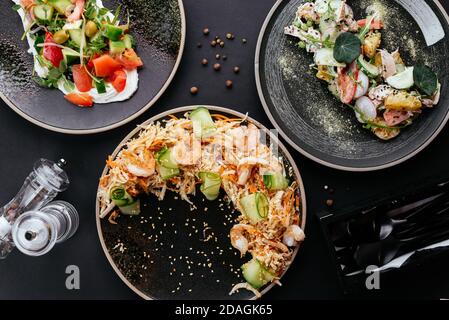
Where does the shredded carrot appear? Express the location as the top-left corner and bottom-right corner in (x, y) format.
(211, 114), (230, 120)
(168, 114), (178, 120)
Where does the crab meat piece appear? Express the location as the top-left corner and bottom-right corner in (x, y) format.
(379, 50), (397, 79)
(369, 84), (393, 101)
(383, 110), (411, 127)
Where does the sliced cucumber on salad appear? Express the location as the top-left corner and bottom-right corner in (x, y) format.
(198, 172), (221, 201)
(156, 147), (180, 180)
(240, 192), (269, 225)
(110, 186), (141, 215)
(190, 107), (217, 139)
(357, 56), (379, 77)
(263, 173), (289, 191)
(33, 4), (54, 22)
(241, 259), (275, 289)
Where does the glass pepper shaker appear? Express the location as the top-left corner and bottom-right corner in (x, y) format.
(0, 159), (69, 259)
(12, 201), (79, 257)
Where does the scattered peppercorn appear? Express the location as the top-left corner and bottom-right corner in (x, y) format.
(213, 63), (221, 71)
(190, 87), (199, 95)
(233, 66), (240, 74)
(203, 28), (210, 35)
(222, 55), (227, 61)
(226, 33), (233, 40)
(219, 41), (225, 47)
(201, 58), (208, 66)
(225, 80), (233, 88)
(210, 40), (217, 47)
(215, 35), (220, 40)
(242, 38), (247, 44)
(326, 199), (334, 207)
(197, 43), (202, 48)
(215, 54), (220, 60)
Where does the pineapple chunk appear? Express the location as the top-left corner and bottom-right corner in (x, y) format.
(363, 32), (382, 59)
(385, 91), (422, 111)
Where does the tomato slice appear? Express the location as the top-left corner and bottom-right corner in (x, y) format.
(92, 54), (122, 77)
(72, 65), (93, 92)
(384, 110), (410, 127)
(357, 19), (383, 30)
(116, 48), (143, 70)
(108, 69), (127, 93)
(337, 63), (359, 104)
(64, 92), (94, 107)
(43, 32), (64, 68)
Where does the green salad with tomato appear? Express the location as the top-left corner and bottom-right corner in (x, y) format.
(285, 0), (440, 140)
(13, 0), (144, 107)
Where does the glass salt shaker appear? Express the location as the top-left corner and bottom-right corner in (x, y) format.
(0, 159), (69, 259)
(12, 201), (79, 257)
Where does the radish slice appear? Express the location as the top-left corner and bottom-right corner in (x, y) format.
(354, 71), (369, 98)
(355, 96), (377, 123)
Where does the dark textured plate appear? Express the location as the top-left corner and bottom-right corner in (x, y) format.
(0, 0), (185, 134)
(255, 0), (449, 171)
(95, 106), (307, 300)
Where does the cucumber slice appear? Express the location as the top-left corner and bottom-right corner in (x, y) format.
(190, 107), (217, 139)
(256, 192), (269, 219)
(314, 48), (346, 67)
(118, 199), (141, 215)
(156, 147), (178, 169)
(95, 79), (106, 94)
(386, 67), (414, 90)
(68, 29), (85, 47)
(240, 192), (269, 224)
(159, 165), (180, 180)
(109, 40), (126, 55)
(263, 173), (289, 191)
(103, 24), (123, 41)
(123, 34), (135, 49)
(110, 186), (140, 215)
(358, 55), (380, 77)
(241, 259), (274, 289)
(62, 48), (80, 66)
(198, 172), (221, 201)
(33, 4), (54, 22)
(47, 0), (72, 15)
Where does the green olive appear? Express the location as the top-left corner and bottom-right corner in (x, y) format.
(53, 30), (69, 44)
(85, 21), (98, 38)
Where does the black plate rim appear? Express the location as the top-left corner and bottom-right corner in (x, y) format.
(254, 0), (449, 172)
(95, 105), (308, 300)
(0, 0), (186, 135)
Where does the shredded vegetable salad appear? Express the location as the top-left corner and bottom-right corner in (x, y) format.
(97, 107), (305, 296)
(285, 0), (440, 140)
(13, 0), (143, 107)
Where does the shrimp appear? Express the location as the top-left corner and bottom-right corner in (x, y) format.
(20, 0), (35, 11)
(230, 224), (257, 256)
(123, 149), (155, 178)
(282, 225), (305, 247)
(172, 133), (202, 166)
(67, 0), (85, 22)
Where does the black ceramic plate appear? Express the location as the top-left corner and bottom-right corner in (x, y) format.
(0, 0), (185, 134)
(255, 0), (449, 171)
(95, 106), (307, 300)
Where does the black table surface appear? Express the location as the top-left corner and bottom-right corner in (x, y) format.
(1, 0), (449, 300)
